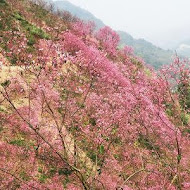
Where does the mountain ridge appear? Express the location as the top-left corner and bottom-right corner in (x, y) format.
(48, 0), (174, 68)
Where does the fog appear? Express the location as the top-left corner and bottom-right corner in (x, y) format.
(54, 0), (190, 49)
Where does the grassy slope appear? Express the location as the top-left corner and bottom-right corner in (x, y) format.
(0, 0), (97, 184)
(0, 0), (67, 63)
(1, 1), (187, 189)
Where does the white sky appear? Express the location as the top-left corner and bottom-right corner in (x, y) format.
(54, 0), (190, 49)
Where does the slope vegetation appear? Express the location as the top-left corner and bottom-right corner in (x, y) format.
(48, 0), (174, 69)
(0, 0), (190, 190)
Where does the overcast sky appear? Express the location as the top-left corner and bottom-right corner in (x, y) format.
(54, 0), (190, 49)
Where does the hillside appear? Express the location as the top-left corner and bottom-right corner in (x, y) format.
(46, 0), (105, 29)
(118, 31), (174, 69)
(1, 0), (190, 189)
(48, 0), (174, 68)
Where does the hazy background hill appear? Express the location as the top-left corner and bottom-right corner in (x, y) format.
(49, 0), (105, 28)
(118, 31), (173, 69)
(46, 0), (174, 68)
(174, 39), (190, 58)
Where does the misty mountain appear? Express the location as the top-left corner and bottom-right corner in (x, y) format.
(175, 39), (190, 58)
(46, 0), (174, 68)
(118, 31), (173, 69)
(45, 0), (105, 28)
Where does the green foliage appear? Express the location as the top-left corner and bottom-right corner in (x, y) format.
(0, 22), (2, 30)
(13, 12), (50, 47)
(28, 25), (49, 39)
(177, 155), (181, 162)
(0, 118), (3, 133)
(165, 103), (174, 117)
(58, 168), (73, 176)
(9, 136), (35, 148)
(9, 56), (18, 65)
(137, 134), (159, 151)
(0, 126), (3, 133)
(89, 118), (96, 126)
(1, 80), (11, 88)
(87, 149), (96, 162)
(113, 154), (119, 160)
(180, 112), (189, 125)
(20, 171), (30, 181)
(111, 127), (118, 135)
(178, 83), (190, 110)
(183, 128), (190, 135)
(138, 135), (153, 150)
(113, 137), (122, 145)
(0, 2), (14, 33)
(9, 139), (25, 147)
(27, 35), (36, 46)
(37, 167), (49, 183)
(0, 0), (7, 6)
(144, 68), (152, 77)
(99, 145), (105, 154)
(131, 57), (143, 68)
(13, 12), (24, 21)
(38, 173), (48, 183)
(38, 167), (43, 173)
(49, 167), (57, 176)
(77, 102), (85, 108)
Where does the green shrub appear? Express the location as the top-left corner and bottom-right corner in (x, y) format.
(0, 0), (7, 6)
(138, 134), (160, 152)
(87, 149), (96, 162)
(38, 173), (48, 183)
(20, 171), (30, 181)
(180, 112), (189, 125)
(13, 12), (50, 45)
(58, 168), (73, 176)
(9, 139), (25, 147)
